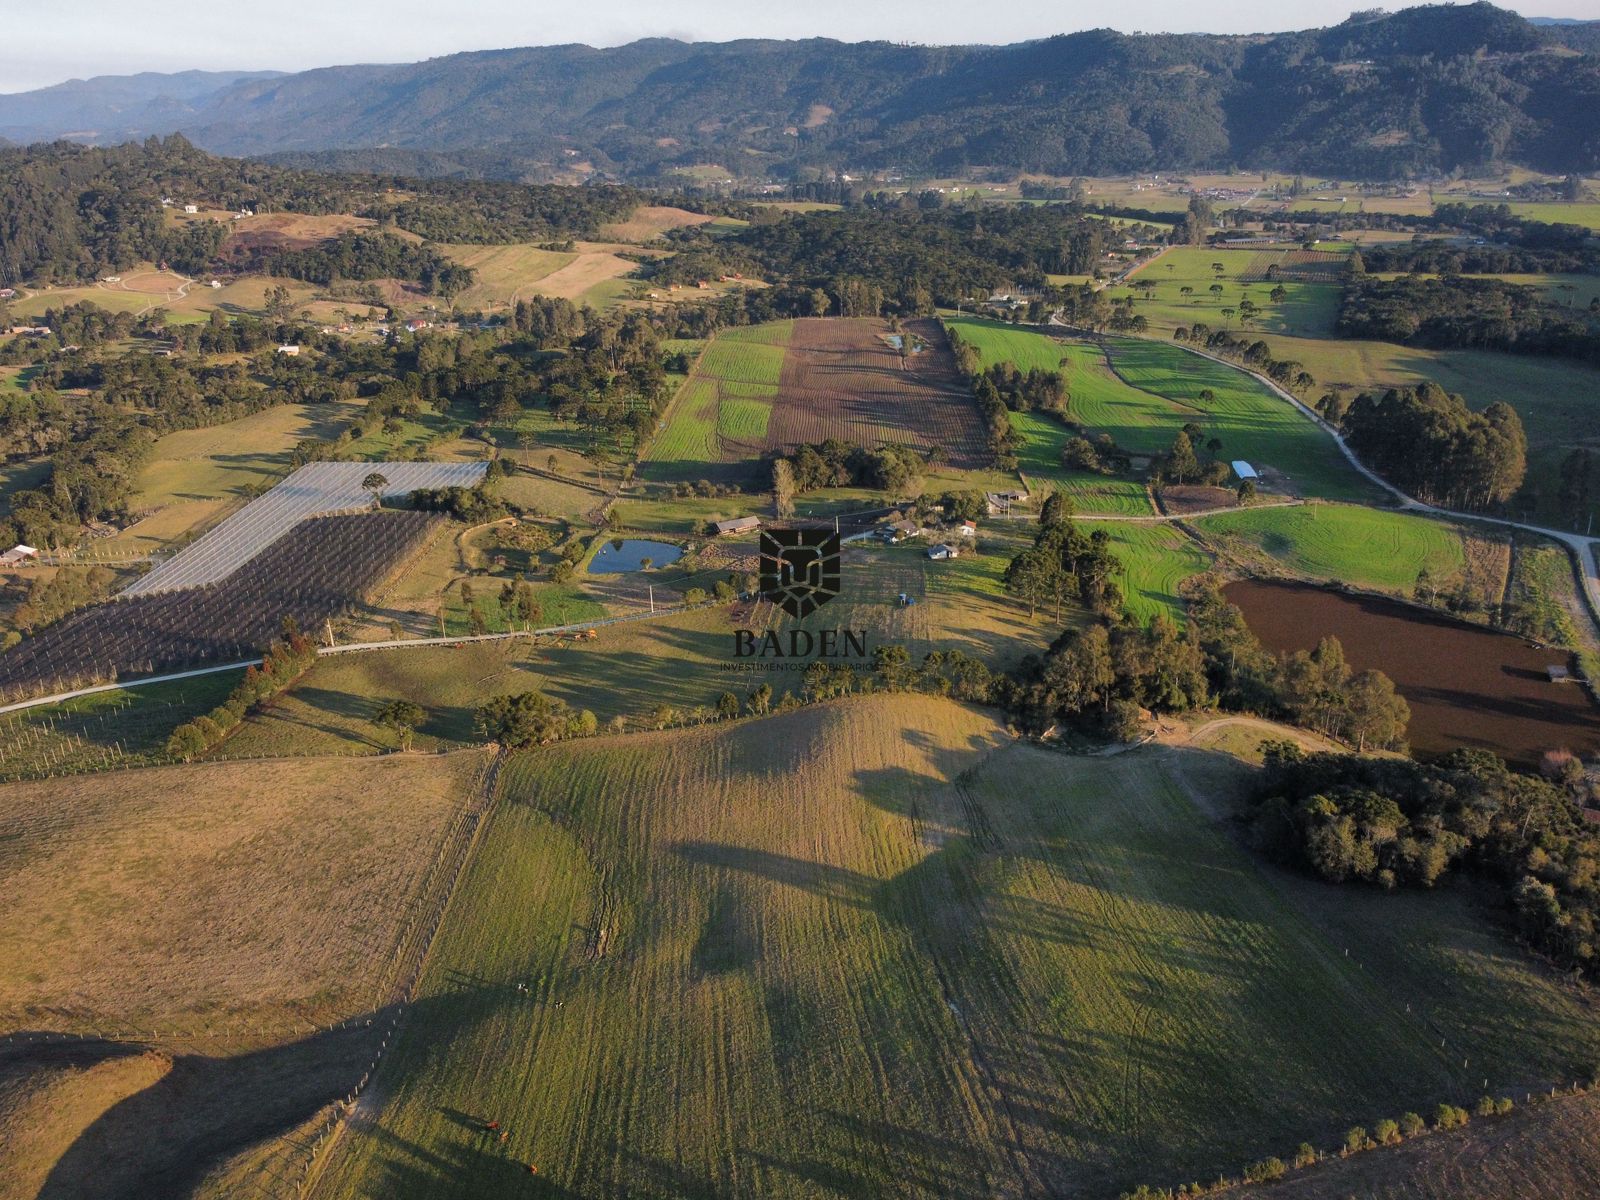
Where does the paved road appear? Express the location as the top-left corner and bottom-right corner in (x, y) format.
(1173, 340), (1600, 630)
(1043, 319), (1600, 633)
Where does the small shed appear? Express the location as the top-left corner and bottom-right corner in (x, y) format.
(183, 204), (199, 214)
(1231, 460), (1259, 481)
(275, 344), (301, 356)
(927, 543), (960, 561)
(955, 519), (978, 537)
(712, 516), (761, 536)
(0, 544), (39, 567)
(1548, 665), (1573, 683)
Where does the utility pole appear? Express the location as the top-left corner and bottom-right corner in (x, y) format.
(648, 585), (655, 614)
(325, 618), (335, 649)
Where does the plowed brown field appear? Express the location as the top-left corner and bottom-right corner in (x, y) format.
(765, 317), (988, 466)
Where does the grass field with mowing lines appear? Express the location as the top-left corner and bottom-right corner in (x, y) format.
(1238, 332), (1600, 532)
(1008, 409), (1153, 514)
(0, 750), (488, 1030)
(1104, 338), (1382, 502)
(1193, 503), (1467, 593)
(643, 323), (796, 480)
(716, 387), (774, 443)
(950, 319), (1377, 504)
(1083, 520), (1212, 622)
(312, 696), (1600, 1199)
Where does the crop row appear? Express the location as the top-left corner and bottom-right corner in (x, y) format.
(0, 511), (441, 703)
(126, 459), (486, 596)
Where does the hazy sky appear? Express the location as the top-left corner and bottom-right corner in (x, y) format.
(1, 0), (1593, 93)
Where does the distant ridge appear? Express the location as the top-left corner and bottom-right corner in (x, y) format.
(1, 4), (1596, 179)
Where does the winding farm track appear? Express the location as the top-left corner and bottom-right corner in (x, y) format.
(1045, 319), (1600, 635)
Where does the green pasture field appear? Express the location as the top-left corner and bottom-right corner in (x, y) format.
(1191, 502), (1467, 594)
(716, 385), (774, 443)
(948, 317), (1379, 503)
(610, 493), (764, 535)
(642, 322), (796, 483)
(1110, 245), (1343, 339)
(0, 670), (242, 781)
(1504, 201), (1600, 232)
(312, 695), (1600, 1199)
(0, 455), (49, 515)
(1241, 332), (1600, 532)
(8, 286), (156, 318)
(223, 608), (745, 757)
(1008, 408), (1154, 515)
(1082, 520), (1212, 623)
(442, 583), (607, 638)
(1102, 338), (1383, 503)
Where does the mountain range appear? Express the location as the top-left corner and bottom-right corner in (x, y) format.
(1, 3), (1597, 181)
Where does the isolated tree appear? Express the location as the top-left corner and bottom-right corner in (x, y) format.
(716, 691), (741, 719)
(1345, 669), (1409, 752)
(747, 683), (773, 715)
(361, 471), (389, 509)
(264, 284), (294, 320)
(772, 457), (796, 518)
(374, 699), (425, 751)
(1039, 489), (1073, 530)
(1165, 432), (1200, 484)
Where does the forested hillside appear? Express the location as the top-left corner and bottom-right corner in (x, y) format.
(0, 139), (643, 283)
(0, 4), (1595, 180)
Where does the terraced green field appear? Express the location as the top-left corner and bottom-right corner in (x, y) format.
(312, 697), (1600, 1199)
(643, 323), (796, 481)
(1083, 520), (1213, 622)
(1193, 503), (1467, 593)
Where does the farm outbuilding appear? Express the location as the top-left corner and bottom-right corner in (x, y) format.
(0, 544), (39, 567)
(1231, 460), (1259, 481)
(985, 490), (1029, 515)
(888, 521), (921, 544)
(927, 543), (961, 561)
(712, 516), (761, 536)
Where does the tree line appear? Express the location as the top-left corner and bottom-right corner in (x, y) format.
(1337, 381), (1527, 510)
(1338, 275), (1600, 364)
(1253, 740), (1600, 977)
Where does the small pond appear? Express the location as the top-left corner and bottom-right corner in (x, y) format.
(1226, 579), (1600, 767)
(587, 538), (683, 574)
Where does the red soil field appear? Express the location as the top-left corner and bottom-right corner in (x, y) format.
(765, 318), (990, 467)
(1227, 578), (1600, 767)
